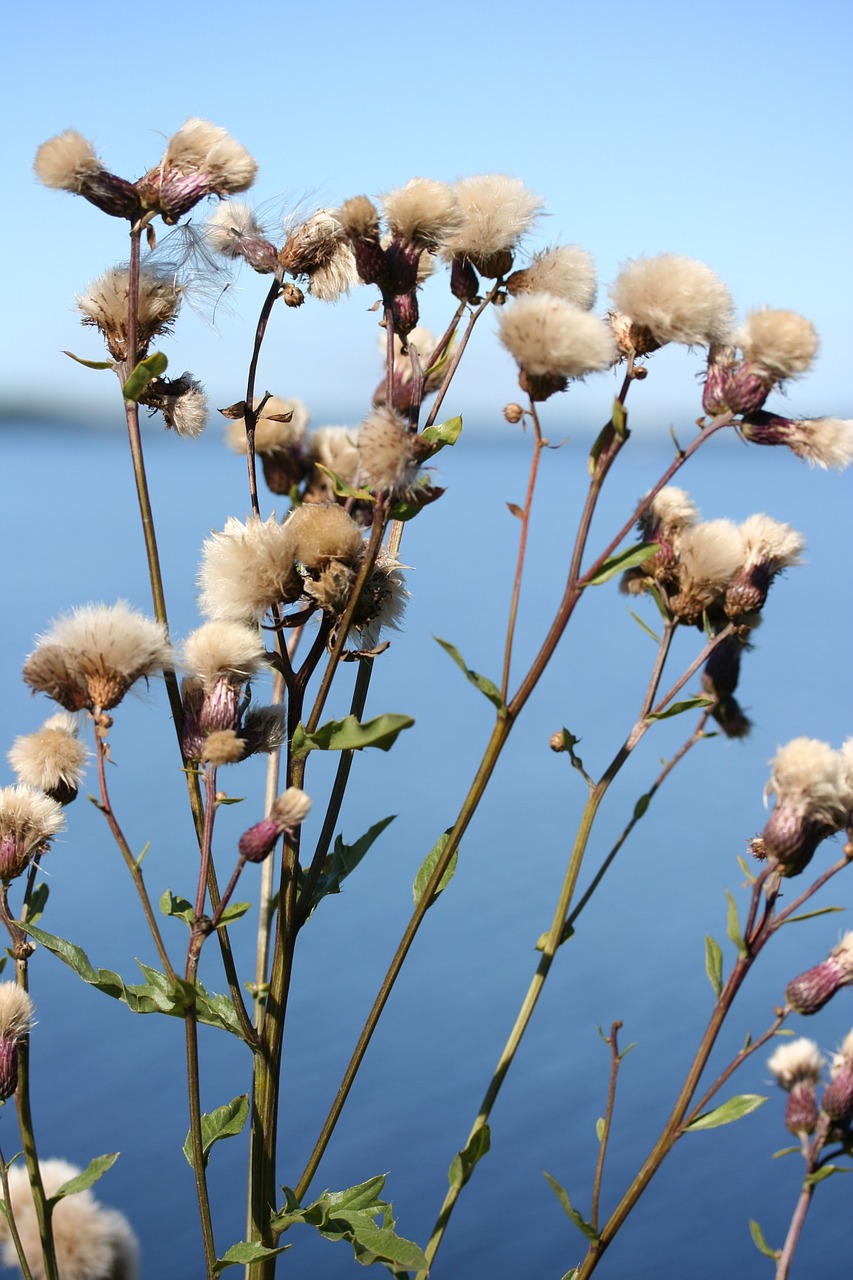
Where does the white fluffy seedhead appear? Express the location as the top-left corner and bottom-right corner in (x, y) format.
(737, 308), (819, 381)
(498, 294), (617, 379)
(198, 515), (301, 621)
(766, 738), (853, 828)
(610, 254), (734, 348)
(768, 1038), (824, 1089)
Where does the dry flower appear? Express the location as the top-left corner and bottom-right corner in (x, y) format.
(736, 308), (819, 382)
(443, 175), (543, 276)
(0, 785), (65, 882)
(137, 118), (257, 223)
(724, 514), (804, 617)
(823, 1029), (853, 1124)
(610, 254), (734, 350)
(34, 131), (141, 219)
(768, 1037), (824, 1135)
(381, 178), (463, 253)
(77, 265), (182, 362)
(741, 412), (853, 470)
(287, 502), (365, 570)
(206, 201), (279, 273)
(498, 294), (616, 400)
(238, 787), (312, 863)
(198, 515), (301, 622)
(754, 738), (853, 876)
(357, 407), (423, 495)
(8, 712), (89, 805)
(506, 245), (597, 310)
(785, 933), (853, 1015)
(0, 984), (35, 1100)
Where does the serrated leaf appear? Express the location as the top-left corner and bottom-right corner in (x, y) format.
(212, 1242), (288, 1273)
(23, 924), (245, 1039)
(413, 832), (459, 908)
(122, 350), (168, 401)
(804, 1164), (850, 1186)
(725, 889), (748, 957)
(448, 1125), (490, 1189)
(160, 889), (194, 927)
(183, 1095), (249, 1171)
(291, 714), (414, 760)
(705, 935), (723, 998)
(420, 415), (462, 453)
(584, 543), (659, 587)
(749, 1218), (778, 1260)
(313, 463), (374, 502)
(628, 609), (661, 643)
(595, 1117), (605, 1142)
(49, 1153), (119, 1203)
(684, 1093), (766, 1131)
(434, 637), (507, 715)
(271, 1176), (427, 1271)
(388, 483), (445, 521)
(781, 906), (845, 926)
(543, 1172), (599, 1243)
(647, 696), (713, 723)
(63, 350), (115, 370)
(311, 816), (396, 907)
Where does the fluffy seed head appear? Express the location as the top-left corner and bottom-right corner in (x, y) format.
(766, 739), (853, 828)
(668, 518), (744, 623)
(206, 201), (279, 272)
(77, 265), (182, 361)
(768, 1038), (824, 1090)
(349, 549), (410, 653)
(507, 245), (598, 310)
(723, 514), (804, 617)
(741, 413), (853, 471)
(610, 254), (734, 348)
(34, 130), (102, 191)
(198, 515), (301, 621)
(23, 603), (172, 712)
(736, 308), (819, 381)
(0, 785), (65, 882)
(162, 117), (257, 192)
(201, 729), (246, 766)
(381, 178), (463, 252)
(180, 621), (267, 688)
(0, 985), (35, 1042)
(286, 502), (365, 570)
(8, 712), (89, 804)
(357, 408), (422, 495)
(0, 1158), (140, 1280)
(280, 209), (359, 301)
(443, 175), (543, 274)
(498, 294), (617, 380)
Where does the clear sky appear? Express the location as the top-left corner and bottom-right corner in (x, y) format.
(2, 0), (851, 432)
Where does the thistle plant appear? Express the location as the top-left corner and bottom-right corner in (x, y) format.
(2, 118), (851, 1280)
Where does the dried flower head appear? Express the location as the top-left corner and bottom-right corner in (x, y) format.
(506, 245), (598, 310)
(443, 175), (543, 276)
(34, 131), (140, 219)
(180, 621), (267, 688)
(0, 1158), (140, 1280)
(756, 738), (853, 876)
(768, 1037), (824, 1135)
(303, 426), (361, 505)
(226, 396), (309, 457)
(77, 265), (182, 362)
(201, 729), (246, 767)
(498, 294), (617, 400)
(287, 502), (365, 570)
(736, 308), (819, 382)
(8, 712), (89, 805)
(348, 549), (410, 653)
(824, 1029), (853, 1124)
(741, 413), (853, 470)
(357, 407), (423, 496)
(238, 787), (312, 863)
(381, 178), (463, 253)
(610, 254), (734, 350)
(206, 201), (279, 273)
(0, 984), (35, 1100)
(0, 785), (65, 882)
(143, 373), (208, 438)
(724, 514), (804, 617)
(667, 518), (744, 623)
(198, 515), (301, 622)
(23, 603), (172, 713)
(137, 118), (257, 223)
(785, 933), (853, 1015)
(280, 209), (359, 301)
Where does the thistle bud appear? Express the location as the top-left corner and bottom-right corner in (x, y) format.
(760, 738), (853, 877)
(238, 788), (312, 863)
(0, 985), (35, 1102)
(702, 357), (770, 417)
(768, 1038), (824, 1136)
(823, 1031), (853, 1125)
(450, 256), (479, 302)
(785, 933), (853, 1015)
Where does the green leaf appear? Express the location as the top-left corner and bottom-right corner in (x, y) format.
(705, 935), (724, 998)
(543, 1172), (599, 1244)
(595, 1117), (605, 1142)
(633, 793), (651, 821)
(313, 463), (375, 503)
(434, 637), (507, 715)
(413, 832), (459, 908)
(23, 924), (245, 1039)
(388, 483), (445, 521)
(684, 1093), (766, 1131)
(291, 714), (413, 760)
(584, 543), (659, 587)
(311, 816), (396, 907)
(448, 1125), (490, 1190)
(122, 350), (168, 401)
(49, 1153), (119, 1203)
(216, 901), (251, 928)
(24, 883), (49, 927)
(212, 1242), (288, 1273)
(804, 1164), (850, 1187)
(725, 889), (748, 957)
(781, 906), (845, 926)
(736, 855), (757, 883)
(772, 1147), (800, 1159)
(646, 696), (713, 723)
(420, 415), (462, 454)
(611, 398), (628, 439)
(63, 350), (115, 370)
(587, 420), (614, 475)
(748, 1219), (778, 1260)
(183, 1095), (249, 1171)
(160, 889), (195, 927)
(628, 609), (661, 643)
(560, 1271), (580, 1280)
(272, 1176), (427, 1272)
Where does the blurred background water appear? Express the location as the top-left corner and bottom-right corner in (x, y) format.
(1, 416), (852, 1280)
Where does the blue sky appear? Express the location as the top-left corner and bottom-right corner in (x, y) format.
(3, 0), (850, 431)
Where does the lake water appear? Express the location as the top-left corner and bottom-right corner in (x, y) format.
(1, 417), (851, 1279)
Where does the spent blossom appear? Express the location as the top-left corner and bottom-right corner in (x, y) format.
(0, 983), (35, 1100)
(610, 254), (734, 351)
(442, 174), (543, 277)
(497, 294), (617, 400)
(238, 787), (312, 863)
(197, 515), (301, 622)
(768, 1037), (824, 1135)
(741, 412), (853, 470)
(506, 245), (598, 310)
(823, 1029), (853, 1125)
(8, 711), (89, 805)
(0, 785), (65, 883)
(137, 118), (257, 224)
(34, 130), (141, 220)
(785, 933), (853, 1015)
(77, 265), (182, 362)
(751, 737), (853, 876)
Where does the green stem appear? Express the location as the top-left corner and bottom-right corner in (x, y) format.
(13, 1037), (58, 1280)
(0, 1145), (35, 1280)
(184, 952), (218, 1277)
(500, 401), (543, 701)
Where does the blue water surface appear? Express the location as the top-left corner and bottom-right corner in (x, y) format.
(1, 415), (851, 1280)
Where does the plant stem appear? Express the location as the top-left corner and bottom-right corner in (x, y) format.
(592, 1022), (624, 1231)
(184, 950), (218, 1278)
(0, 1145), (35, 1280)
(501, 401), (543, 701)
